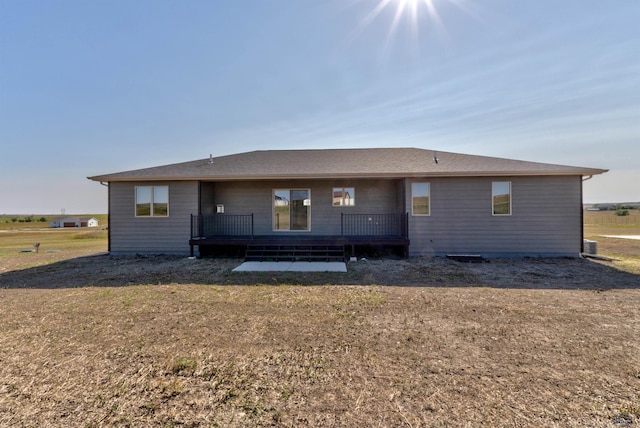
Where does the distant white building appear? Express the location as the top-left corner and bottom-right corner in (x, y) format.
(83, 217), (99, 228)
(50, 217), (99, 228)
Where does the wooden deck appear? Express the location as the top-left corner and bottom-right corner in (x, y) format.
(189, 235), (410, 258)
(189, 213), (410, 258)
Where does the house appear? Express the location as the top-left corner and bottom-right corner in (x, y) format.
(50, 217), (99, 228)
(88, 148), (607, 258)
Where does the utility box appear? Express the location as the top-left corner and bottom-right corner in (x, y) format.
(583, 239), (598, 255)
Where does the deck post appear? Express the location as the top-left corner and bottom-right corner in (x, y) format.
(404, 212), (409, 238)
(404, 212), (409, 257)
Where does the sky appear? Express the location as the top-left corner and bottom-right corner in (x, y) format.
(1, 0), (638, 214)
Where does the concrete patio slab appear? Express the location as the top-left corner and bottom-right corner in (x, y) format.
(232, 261), (347, 272)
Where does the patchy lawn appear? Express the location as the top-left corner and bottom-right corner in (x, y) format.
(1, 284), (639, 427)
(1, 223), (639, 427)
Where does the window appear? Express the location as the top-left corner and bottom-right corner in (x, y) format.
(333, 187), (355, 206)
(136, 186), (169, 217)
(411, 182), (430, 216)
(492, 182), (511, 215)
(273, 189), (310, 231)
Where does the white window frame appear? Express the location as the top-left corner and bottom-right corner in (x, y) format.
(492, 181), (512, 216)
(411, 182), (430, 216)
(135, 186), (169, 217)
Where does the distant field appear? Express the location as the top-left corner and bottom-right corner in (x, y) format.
(0, 214), (108, 230)
(0, 215), (108, 273)
(584, 209), (640, 226)
(584, 210), (640, 274)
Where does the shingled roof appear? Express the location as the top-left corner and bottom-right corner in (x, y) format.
(88, 148), (607, 182)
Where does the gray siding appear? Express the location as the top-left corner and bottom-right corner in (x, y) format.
(406, 176), (583, 257)
(205, 179), (400, 236)
(107, 176), (583, 257)
(109, 181), (198, 255)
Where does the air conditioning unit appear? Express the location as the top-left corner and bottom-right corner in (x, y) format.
(583, 239), (597, 255)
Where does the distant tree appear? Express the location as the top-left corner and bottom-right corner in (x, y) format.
(38, 217), (47, 223)
(615, 206), (629, 216)
(11, 218), (17, 223)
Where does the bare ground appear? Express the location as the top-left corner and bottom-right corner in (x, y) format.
(1, 252), (640, 427)
(1, 252), (639, 290)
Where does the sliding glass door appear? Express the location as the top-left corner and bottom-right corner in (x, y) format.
(273, 189), (310, 231)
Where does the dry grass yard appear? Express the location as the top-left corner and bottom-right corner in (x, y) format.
(0, 211), (639, 427)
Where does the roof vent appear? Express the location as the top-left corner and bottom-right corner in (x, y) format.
(209, 154), (213, 164)
(433, 151), (439, 164)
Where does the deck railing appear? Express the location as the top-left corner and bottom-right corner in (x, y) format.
(341, 213), (408, 238)
(191, 213), (407, 239)
(191, 214), (254, 239)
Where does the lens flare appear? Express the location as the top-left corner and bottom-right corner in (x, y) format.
(350, 0), (471, 58)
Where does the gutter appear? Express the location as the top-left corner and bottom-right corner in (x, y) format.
(88, 170), (609, 183)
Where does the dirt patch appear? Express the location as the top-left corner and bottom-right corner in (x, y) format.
(1, 283), (639, 427)
(1, 253), (638, 289)
(1, 252), (639, 426)
(2, 220), (639, 426)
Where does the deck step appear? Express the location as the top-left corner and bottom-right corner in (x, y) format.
(245, 244), (345, 262)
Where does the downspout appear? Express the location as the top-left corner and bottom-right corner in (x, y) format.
(100, 181), (111, 254)
(579, 176), (592, 255)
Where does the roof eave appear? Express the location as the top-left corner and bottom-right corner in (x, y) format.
(88, 169), (608, 182)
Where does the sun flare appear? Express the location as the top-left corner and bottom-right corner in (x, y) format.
(372, 0), (445, 34)
(352, 0), (468, 56)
